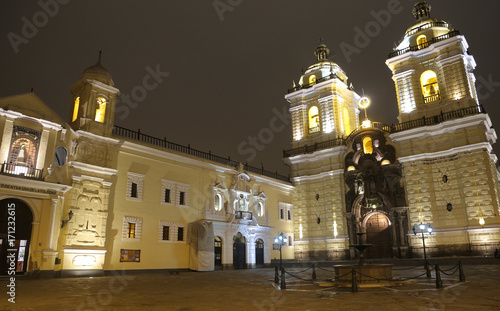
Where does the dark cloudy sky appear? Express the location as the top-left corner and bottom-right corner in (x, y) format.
(1, 1), (500, 175)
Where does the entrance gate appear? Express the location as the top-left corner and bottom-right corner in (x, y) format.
(214, 236), (222, 270)
(233, 233), (246, 269)
(0, 199), (33, 274)
(255, 239), (264, 266)
(365, 213), (392, 258)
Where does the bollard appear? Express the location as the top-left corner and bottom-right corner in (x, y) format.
(458, 260), (465, 282)
(275, 265), (279, 285)
(312, 264), (317, 282)
(425, 260), (431, 278)
(280, 267), (286, 290)
(351, 267), (358, 293)
(435, 263), (443, 289)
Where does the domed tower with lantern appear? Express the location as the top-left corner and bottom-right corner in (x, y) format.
(69, 53), (120, 137)
(284, 42), (369, 260)
(386, 1), (500, 257)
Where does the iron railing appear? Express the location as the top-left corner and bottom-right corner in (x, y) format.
(235, 211), (253, 220)
(424, 93), (441, 104)
(112, 126), (290, 183)
(389, 30), (460, 58)
(404, 21), (449, 37)
(283, 105), (485, 158)
(0, 162), (44, 180)
(288, 73), (346, 94)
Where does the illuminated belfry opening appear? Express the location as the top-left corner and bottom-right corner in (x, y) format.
(420, 70), (439, 103)
(308, 106), (320, 134)
(343, 107), (350, 135)
(72, 97), (79, 122)
(95, 96), (107, 123)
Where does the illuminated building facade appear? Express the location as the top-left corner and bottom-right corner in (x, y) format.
(0, 1), (499, 278)
(0, 60), (294, 277)
(285, 1), (500, 260)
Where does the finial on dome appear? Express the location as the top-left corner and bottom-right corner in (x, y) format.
(314, 40), (330, 61)
(412, 1), (431, 20)
(98, 50), (102, 63)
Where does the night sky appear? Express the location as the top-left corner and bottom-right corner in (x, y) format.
(1, 1), (500, 176)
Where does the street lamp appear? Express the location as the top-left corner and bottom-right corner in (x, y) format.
(274, 232), (288, 270)
(413, 222), (432, 277)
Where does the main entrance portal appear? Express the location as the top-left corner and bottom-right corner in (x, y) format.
(233, 233), (246, 269)
(255, 239), (264, 266)
(0, 199), (33, 274)
(365, 213), (392, 258)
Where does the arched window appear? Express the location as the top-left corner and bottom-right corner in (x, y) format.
(343, 107), (351, 135)
(363, 137), (373, 154)
(72, 97), (80, 122)
(417, 35), (428, 49)
(421, 70), (440, 103)
(309, 75), (316, 85)
(95, 96), (107, 123)
(308, 106), (320, 134)
(214, 194), (222, 211)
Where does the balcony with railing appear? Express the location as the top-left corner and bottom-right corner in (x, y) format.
(288, 73), (349, 94)
(0, 162), (44, 180)
(235, 211), (252, 220)
(388, 30), (460, 58)
(284, 105), (485, 158)
(424, 93), (441, 104)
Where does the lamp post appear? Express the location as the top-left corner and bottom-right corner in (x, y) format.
(413, 222), (432, 277)
(274, 232), (288, 270)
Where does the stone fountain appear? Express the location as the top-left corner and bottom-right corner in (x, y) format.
(334, 232), (394, 284)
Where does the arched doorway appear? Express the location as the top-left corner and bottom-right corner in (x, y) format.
(0, 199), (33, 274)
(233, 233), (246, 269)
(255, 239), (264, 267)
(214, 236), (222, 270)
(365, 213), (392, 258)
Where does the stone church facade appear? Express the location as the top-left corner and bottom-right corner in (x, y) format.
(0, 1), (499, 278)
(285, 2), (500, 260)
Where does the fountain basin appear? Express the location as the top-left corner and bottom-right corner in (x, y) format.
(334, 264), (393, 283)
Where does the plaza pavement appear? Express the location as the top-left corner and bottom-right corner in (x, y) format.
(0, 260), (499, 311)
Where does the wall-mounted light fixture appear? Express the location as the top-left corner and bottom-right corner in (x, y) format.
(61, 210), (73, 228)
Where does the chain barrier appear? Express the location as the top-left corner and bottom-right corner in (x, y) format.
(398, 270), (433, 280)
(439, 263), (459, 272)
(284, 270), (312, 282)
(438, 266), (460, 276)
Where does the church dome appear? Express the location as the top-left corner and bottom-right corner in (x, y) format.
(81, 55), (114, 86)
(297, 42), (348, 88)
(394, 1), (455, 53)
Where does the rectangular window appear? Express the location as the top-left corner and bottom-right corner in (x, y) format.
(164, 189), (171, 203)
(177, 227), (184, 241)
(127, 223), (136, 239)
(287, 210), (292, 221)
(131, 182), (138, 198)
(179, 192), (185, 205)
(162, 226), (170, 240)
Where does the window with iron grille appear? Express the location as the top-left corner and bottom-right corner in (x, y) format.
(127, 223), (136, 239)
(162, 226), (170, 240)
(177, 227), (184, 241)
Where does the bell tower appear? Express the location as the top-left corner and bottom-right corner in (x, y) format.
(69, 53), (120, 137)
(386, 1), (479, 123)
(285, 42), (361, 147)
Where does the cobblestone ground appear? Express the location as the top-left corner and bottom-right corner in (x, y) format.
(0, 264), (499, 311)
